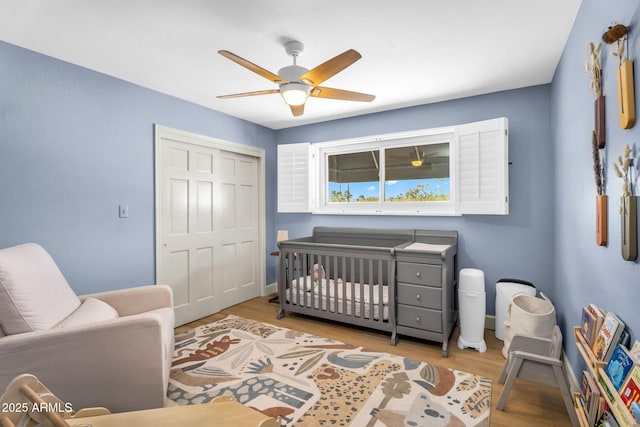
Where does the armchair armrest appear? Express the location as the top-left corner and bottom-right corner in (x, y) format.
(81, 285), (173, 316)
(0, 313), (168, 413)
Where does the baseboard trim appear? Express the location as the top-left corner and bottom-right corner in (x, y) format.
(458, 315), (496, 331)
(265, 282), (277, 296)
(564, 350), (579, 393)
(485, 315), (495, 331)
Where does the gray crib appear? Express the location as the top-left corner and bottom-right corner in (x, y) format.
(277, 227), (458, 357)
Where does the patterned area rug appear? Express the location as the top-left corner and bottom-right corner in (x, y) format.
(168, 315), (491, 426)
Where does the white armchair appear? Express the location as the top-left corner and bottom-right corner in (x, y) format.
(0, 243), (175, 413)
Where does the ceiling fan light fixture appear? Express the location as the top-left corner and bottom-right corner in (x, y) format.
(411, 146), (423, 167)
(280, 82), (310, 106)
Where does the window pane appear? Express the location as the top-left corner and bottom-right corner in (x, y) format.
(328, 151), (379, 202)
(384, 143), (450, 201)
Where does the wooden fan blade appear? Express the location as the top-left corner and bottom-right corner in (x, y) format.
(218, 50), (287, 84)
(290, 104), (304, 117)
(299, 49), (362, 86)
(310, 86), (375, 102)
(217, 89), (280, 99)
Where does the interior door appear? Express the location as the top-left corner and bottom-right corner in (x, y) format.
(219, 150), (260, 308)
(158, 139), (219, 325)
(156, 131), (262, 326)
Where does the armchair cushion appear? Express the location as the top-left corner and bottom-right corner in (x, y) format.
(54, 297), (119, 329)
(0, 244), (80, 335)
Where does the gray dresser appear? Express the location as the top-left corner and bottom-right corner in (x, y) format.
(394, 231), (458, 357)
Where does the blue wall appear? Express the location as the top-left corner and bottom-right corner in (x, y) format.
(552, 0), (640, 370)
(276, 85), (556, 318)
(0, 41), (276, 294)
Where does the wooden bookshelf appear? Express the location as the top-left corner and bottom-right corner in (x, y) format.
(573, 326), (640, 427)
(573, 392), (590, 427)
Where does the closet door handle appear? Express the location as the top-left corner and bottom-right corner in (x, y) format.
(416, 272), (421, 278)
(415, 316), (421, 323)
(415, 294), (421, 301)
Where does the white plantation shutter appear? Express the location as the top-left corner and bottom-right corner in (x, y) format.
(456, 118), (509, 214)
(278, 143), (313, 212)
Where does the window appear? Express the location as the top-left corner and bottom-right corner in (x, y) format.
(318, 133), (454, 214)
(383, 143), (450, 202)
(328, 150), (380, 203)
(277, 117), (508, 216)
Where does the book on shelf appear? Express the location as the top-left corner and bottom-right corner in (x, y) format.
(600, 374), (616, 402)
(629, 340), (640, 362)
(586, 304), (606, 344)
(581, 306), (599, 346)
(621, 365), (640, 411)
(581, 370), (601, 424)
(593, 311), (626, 362)
(597, 395), (609, 425)
(606, 344), (636, 391)
(619, 330), (631, 348)
(597, 409), (620, 427)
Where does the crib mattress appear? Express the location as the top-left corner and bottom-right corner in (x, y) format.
(285, 276), (389, 320)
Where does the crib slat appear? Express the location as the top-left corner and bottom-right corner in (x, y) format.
(349, 257), (355, 318)
(377, 260), (383, 324)
(368, 260), (374, 320)
(302, 253), (309, 308)
(340, 256), (346, 316)
(330, 255), (338, 315)
(358, 259), (364, 319)
(309, 254), (315, 309)
(322, 254), (329, 313)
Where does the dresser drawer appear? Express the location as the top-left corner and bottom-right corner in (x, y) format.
(397, 283), (441, 310)
(396, 262), (442, 287)
(397, 305), (442, 333)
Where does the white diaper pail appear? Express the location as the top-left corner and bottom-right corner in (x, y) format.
(457, 268), (487, 353)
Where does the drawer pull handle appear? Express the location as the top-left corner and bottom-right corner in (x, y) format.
(416, 294), (421, 300)
(416, 316), (421, 323)
(416, 272), (421, 277)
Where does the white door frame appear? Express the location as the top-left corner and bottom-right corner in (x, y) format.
(154, 124), (267, 301)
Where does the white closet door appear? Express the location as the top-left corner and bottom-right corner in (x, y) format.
(218, 150), (259, 308)
(156, 127), (263, 326)
(158, 140), (219, 325)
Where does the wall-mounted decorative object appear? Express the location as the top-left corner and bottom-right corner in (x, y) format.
(614, 145), (637, 260)
(621, 194), (637, 260)
(603, 24), (635, 129)
(586, 42), (605, 148)
(592, 131), (607, 246)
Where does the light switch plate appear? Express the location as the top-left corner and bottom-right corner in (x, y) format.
(119, 205), (129, 218)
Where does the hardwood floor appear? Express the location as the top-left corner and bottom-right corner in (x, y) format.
(176, 296), (573, 427)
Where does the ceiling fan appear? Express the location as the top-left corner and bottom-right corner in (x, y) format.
(217, 41), (375, 117)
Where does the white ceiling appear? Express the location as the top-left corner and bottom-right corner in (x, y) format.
(0, 0), (582, 130)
